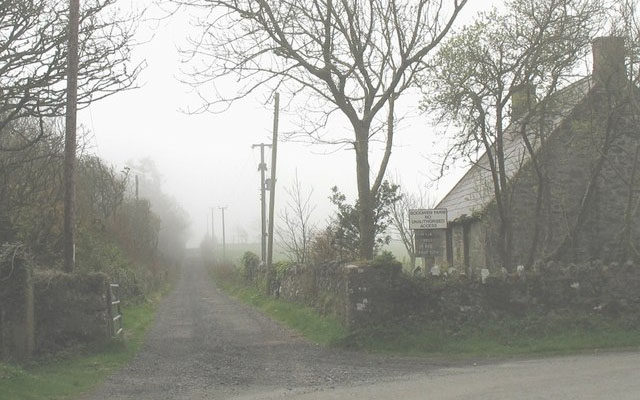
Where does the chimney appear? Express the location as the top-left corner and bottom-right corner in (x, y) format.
(511, 83), (537, 121)
(592, 37), (626, 90)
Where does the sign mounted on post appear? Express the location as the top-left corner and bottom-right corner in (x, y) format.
(409, 209), (448, 230)
(414, 229), (446, 257)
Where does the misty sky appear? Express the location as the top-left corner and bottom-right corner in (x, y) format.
(78, 1), (499, 247)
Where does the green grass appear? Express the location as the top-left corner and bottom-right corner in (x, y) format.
(346, 314), (640, 359)
(211, 266), (347, 346)
(208, 243), (290, 267)
(0, 295), (161, 400)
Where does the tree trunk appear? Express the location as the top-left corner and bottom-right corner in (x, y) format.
(495, 106), (513, 270)
(63, 0), (80, 272)
(355, 124), (374, 260)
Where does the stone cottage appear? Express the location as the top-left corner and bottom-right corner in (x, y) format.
(435, 37), (640, 273)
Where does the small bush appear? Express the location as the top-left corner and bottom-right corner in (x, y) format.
(241, 251), (260, 268)
(241, 251), (260, 281)
(273, 260), (294, 280)
(369, 250), (402, 270)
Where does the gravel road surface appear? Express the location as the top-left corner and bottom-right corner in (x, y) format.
(80, 257), (446, 400)
(80, 257), (640, 399)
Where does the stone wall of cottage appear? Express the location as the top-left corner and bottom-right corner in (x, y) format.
(454, 86), (640, 272)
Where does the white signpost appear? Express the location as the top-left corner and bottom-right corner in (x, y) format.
(409, 209), (448, 230)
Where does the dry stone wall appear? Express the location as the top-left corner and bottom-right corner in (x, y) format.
(276, 259), (640, 332)
(1, 245), (113, 361)
(33, 271), (111, 353)
(278, 262), (347, 322)
(0, 245), (34, 362)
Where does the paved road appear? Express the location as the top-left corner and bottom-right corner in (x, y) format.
(282, 352), (640, 399)
(81, 257), (640, 399)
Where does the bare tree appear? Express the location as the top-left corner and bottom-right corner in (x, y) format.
(276, 173), (316, 265)
(172, 0), (468, 259)
(0, 119), (65, 257)
(77, 156), (130, 222)
(0, 0), (142, 147)
(422, 0), (603, 269)
(610, 0), (640, 83)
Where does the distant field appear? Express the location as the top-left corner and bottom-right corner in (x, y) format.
(209, 242), (287, 265)
(209, 239), (411, 267)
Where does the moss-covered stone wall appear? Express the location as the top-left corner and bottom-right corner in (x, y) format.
(1, 246), (112, 361)
(33, 271), (111, 354)
(276, 259), (640, 332)
(0, 245), (34, 362)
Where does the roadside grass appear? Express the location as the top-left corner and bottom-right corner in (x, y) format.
(0, 292), (163, 400)
(210, 263), (640, 359)
(211, 265), (347, 346)
(346, 314), (640, 358)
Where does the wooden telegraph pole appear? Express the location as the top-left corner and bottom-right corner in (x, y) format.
(266, 93), (279, 283)
(63, 0), (80, 272)
(206, 213), (210, 237)
(210, 207), (215, 241)
(252, 143), (271, 264)
(219, 206), (227, 263)
(252, 94), (280, 295)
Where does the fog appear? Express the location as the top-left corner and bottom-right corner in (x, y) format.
(78, 1), (497, 247)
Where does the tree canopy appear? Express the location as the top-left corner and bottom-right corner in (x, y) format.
(174, 0), (468, 259)
(0, 0), (141, 143)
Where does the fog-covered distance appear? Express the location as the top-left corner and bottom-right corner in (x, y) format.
(78, 1), (499, 246)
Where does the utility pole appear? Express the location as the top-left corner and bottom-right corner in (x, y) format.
(219, 207), (227, 263)
(252, 143), (271, 264)
(135, 175), (139, 201)
(63, 0), (80, 272)
(210, 207), (215, 241)
(267, 93), (280, 282)
(206, 213), (210, 237)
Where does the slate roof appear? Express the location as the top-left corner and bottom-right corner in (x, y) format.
(436, 77), (594, 222)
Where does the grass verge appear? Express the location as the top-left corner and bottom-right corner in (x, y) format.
(211, 264), (640, 359)
(346, 314), (640, 358)
(211, 266), (347, 346)
(0, 292), (163, 400)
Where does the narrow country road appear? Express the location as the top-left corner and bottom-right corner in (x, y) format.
(80, 256), (640, 399)
(80, 256), (445, 400)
